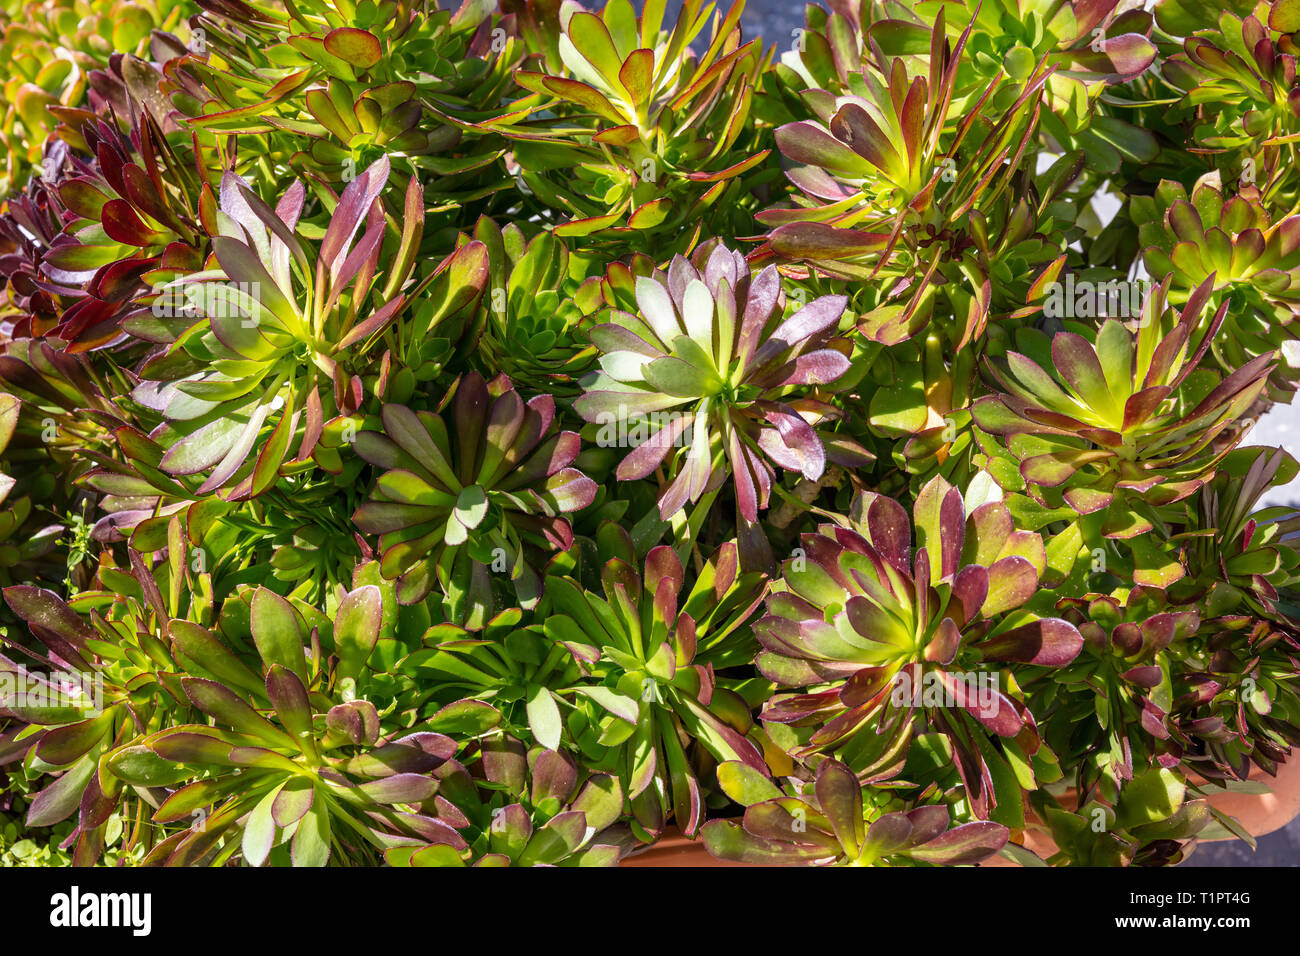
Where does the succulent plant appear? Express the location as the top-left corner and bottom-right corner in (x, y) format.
(18, 110), (208, 351)
(755, 475), (1083, 824)
(539, 532), (769, 839)
(1181, 612), (1300, 787)
(1030, 766), (1211, 866)
(495, 0), (774, 252)
(0, 141), (79, 338)
(0, 0), (194, 194)
(973, 279), (1273, 589)
(471, 216), (601, 392)
(1135, 180), (1300, 393)
(758, 10), (1083, 346)
(0, 390), (63, 588)
(1042, 575), (1300, 816)
(0, 338), (132, 591)
(352, 372), (597, 620)
(1172, 445), (1300, 617)
(132, 585), (465, 868)
(1161, 1), (1300, 157)
(183, 0), (521, 224)
(1042, 586), (1202, 795)
(387, 736), (626, 866)
(130, 158), (442, 502)
(0, 546), (214, 865)
(2, 0), (1300, 872)
(0, 550), (507, 867)
(860, 0), (1157, 163)
(574, 242), (860, 569)
(403, 607), (588, 745)
(702, 757), (1008, 865)
(763, 9), (1044, 232)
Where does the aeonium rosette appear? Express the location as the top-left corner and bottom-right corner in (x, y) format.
(0, 549), (474, 868)
(1160, 0), (1300, 156)
(351, 371), (597, 624)
(754, 475), (1084, 820)
(758, 1), (1061, 338)
(574, 241), (865, 569)
(1172, 446), (1300, 618)
(131, 157), (436, 501)
(1134, 180), (1300, 395)
(539, 531), (770, 840)
(1041, 586), (1300, 827)
(972, 278), (1273, 589)
(0, 0), (191, 193)
(496, 0), (771, 252)
(183, 0), (520, 213)
(386, 738), (628, 868)
(1181, 613), (1300, 786)
(702, 758), (1009, 867)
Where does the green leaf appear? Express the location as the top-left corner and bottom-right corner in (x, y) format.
(170, 621), (266, 697)
(3, 586), (94, 647)
(488, 804), (532, 860)
(868, 361), (928, 435)
(1042, 521), (1083, 587)
(26, 757), (96, 827)
(250, 588), (309, 682)
(1271, 0), (1300, 33)
(526, 685), (563, 750)
(291, 799), (331, 867)
(572, 686), (639, 723)
(107, 744), (194, 787)
(643, 356), (713, 397)
(1130, 535), (1185, 589)
(1094, 320), (1134, 403)
(974, 732), (1026, 830)
(716, 761), (782, 807)
(571, 774), (623, 831)
(701, 818), (822, 864)
(517, 810), (587, 866)
(243, 785), (282, 867)
(272, 777), (315, 828)
(182, 678), (295, 748)
(323, 28), (382, 69)
(1115, 768), (1184, 829)
(425, 698), (500, 734)
(454, 485), (489, 531)
(250, 395), (294, 496)
(335, 585), (383, 683)
(265, 664), (317, 761)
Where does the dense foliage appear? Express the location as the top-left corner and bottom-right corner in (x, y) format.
(2, 0), (1300, 868)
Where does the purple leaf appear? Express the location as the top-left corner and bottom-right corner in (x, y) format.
(982, 556), (1039, 616)
(701, 819), (825, 864)
(978, 618), (1084, 666)
(4, 586), (94, 649)
(319, 155), (390, 283)
(757, 405), (825, 480)
(356, 772), (437, 805)
(751, 294), (847, 369)
(814, 759), (865, 857)
(908, 821), (1008, 865)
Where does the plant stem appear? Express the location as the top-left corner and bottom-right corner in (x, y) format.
(671, 486), (720, 568)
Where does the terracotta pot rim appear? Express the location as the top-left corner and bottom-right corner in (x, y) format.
(618, 828), (755, 867)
